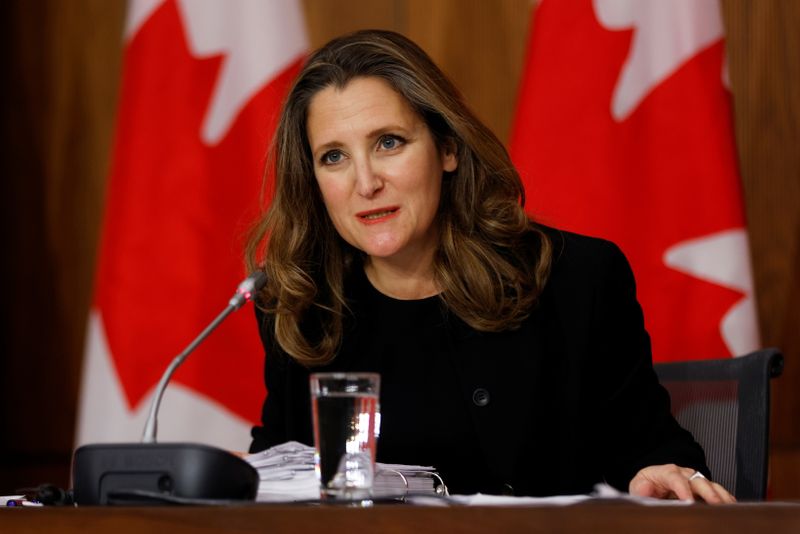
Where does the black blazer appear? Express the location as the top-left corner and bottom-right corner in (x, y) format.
(250, 227), (708, 496)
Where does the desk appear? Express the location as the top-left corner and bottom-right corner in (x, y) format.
(2, 503), (800, 534)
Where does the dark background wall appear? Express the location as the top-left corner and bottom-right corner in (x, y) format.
(1, 0), (798, 497)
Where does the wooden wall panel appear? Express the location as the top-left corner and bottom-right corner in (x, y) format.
(0, 0), (125, 492)
(1, 0), (798, 498)
(721, 0), (800, 497)
(405, 0), (531, 142)
(723, 1), (800, 350)
(302, 0), (402, 47)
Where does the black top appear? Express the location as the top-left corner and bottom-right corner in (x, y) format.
(250, 227), (709, 496)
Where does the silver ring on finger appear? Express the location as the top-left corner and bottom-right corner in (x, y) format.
(688, 471), (707, 482)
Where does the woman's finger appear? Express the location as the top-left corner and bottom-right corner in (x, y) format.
(661, 467), (696, 501)
(687, 472), (737, 504)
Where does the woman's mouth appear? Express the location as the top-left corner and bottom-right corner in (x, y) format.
(357, 207), (400, 223)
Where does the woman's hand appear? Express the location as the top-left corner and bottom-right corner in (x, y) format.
(629, 464), (736, 504)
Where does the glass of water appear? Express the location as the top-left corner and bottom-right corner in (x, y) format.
(310, 372), (380, 501)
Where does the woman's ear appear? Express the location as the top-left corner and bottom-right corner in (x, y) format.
(441, 139), (458, 172)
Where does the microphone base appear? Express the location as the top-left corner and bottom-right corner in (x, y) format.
(72, 442), (259, 505)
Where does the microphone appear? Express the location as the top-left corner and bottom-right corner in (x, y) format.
(72, 272), (267, 505)
(141, 271), (267, 443)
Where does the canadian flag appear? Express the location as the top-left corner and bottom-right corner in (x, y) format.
(75, 0), (307, 450)
(511, 0), (759, 361)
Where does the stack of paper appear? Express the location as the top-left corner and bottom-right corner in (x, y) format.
(245, 441), (445, 502)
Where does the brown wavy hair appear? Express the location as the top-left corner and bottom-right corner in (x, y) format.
(246, 29), (551, 366)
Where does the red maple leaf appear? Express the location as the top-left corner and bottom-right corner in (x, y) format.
(511, 1), (747, 360)
(95, 0), (300, 421)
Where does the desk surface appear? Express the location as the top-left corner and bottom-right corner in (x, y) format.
(2, 502), (800, 534)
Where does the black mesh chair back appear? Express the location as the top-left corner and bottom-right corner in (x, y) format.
(654, 348), (784, 501)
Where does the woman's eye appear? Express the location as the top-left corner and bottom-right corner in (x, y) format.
(378, 135), (403, 150)
(321, 150), (343, 165)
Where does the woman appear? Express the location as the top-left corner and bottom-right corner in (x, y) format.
(247, 29), (734, 503)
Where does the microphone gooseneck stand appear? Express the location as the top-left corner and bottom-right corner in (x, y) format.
(72, 272), (267, 505)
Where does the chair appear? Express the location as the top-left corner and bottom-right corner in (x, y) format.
(654, 348), (784, 501)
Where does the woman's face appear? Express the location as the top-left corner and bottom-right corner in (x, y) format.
(306, 76), (457, 268)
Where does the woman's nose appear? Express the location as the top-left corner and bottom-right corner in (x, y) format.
(354, 159), (384, 198)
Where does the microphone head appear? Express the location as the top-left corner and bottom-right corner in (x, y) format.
(241, 270), (268, 293)
(229, 271), (267, 310)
